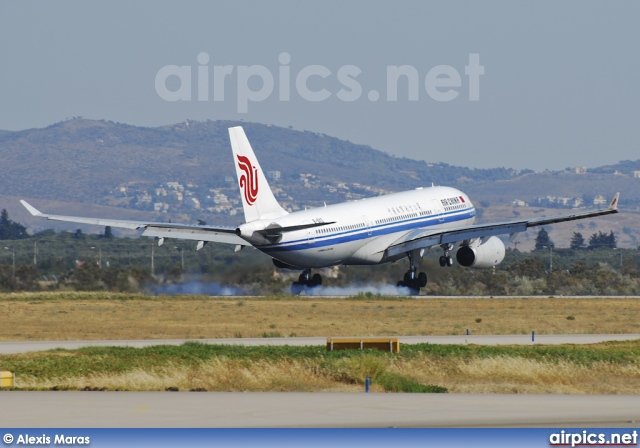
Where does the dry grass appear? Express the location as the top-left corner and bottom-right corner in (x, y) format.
(0, 292), (638, 341)
(14, 358), (366, 392)
(11, 351), (639, 394)
(389, 356), (640, 394)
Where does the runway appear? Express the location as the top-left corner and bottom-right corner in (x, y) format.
(1, 392), (639, 428)
(1, 333), (639, 354)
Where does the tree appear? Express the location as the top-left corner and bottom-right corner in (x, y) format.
(0, 209), (28, 240)
(570, 232), (585, 250)
(588, 231), (617, 250)
(74, 262), (102, 290)
(588, 232), (602, 249)
(102, 267), (131, 291)
(104, 226), (113, 239)
(505, 257), (547, 278)
(0, 265), (15, 291)
(33, 229), (56, 238)
(534, 228), (553, 250)
(14, 265), (40, 291)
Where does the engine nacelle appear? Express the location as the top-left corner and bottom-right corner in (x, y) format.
(235, 220), (267, 239)
(456, 236), (506, 269)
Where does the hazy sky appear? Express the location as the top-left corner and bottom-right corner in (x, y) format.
(1, 1), (639, 171)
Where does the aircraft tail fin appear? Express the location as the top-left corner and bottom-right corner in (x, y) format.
(228, 126), (288, 223)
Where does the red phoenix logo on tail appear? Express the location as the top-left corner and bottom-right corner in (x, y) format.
(236, 155), (259, 206)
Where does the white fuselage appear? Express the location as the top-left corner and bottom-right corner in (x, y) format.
(244, 186), (476, 268)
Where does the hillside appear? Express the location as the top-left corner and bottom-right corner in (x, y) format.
(1, 118), (639, 248)
(0, 118), (514, 203)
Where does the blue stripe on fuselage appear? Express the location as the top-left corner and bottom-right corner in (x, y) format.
(261, 207), (475, 253)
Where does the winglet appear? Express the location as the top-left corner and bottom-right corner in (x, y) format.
(20, 200), (45, 217)
(608, 192), (620, 211)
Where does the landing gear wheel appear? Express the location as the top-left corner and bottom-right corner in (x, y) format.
(398, 250), (422, 295)
(397, 280), (419, 295)
(417, 272), (427, 288)
(407, 281), (420, 296)
(311, 273), (322, 287)
(440, 244), (454, 268)
(292, 270), (322, 294)
(399, 272), (421, 295)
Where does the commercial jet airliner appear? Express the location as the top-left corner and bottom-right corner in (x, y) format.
(21, 126), (620, 295)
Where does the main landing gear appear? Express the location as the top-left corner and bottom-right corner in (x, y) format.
(439, 244), (454, 267)
(290, 269), (322, 295)
(397, 251), (427, 296)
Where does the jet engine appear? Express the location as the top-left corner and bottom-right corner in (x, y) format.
(235, 220), (267, 239)
(456, 236), (506, 269)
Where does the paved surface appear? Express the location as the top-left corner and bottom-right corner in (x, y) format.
(1, 334), (639, 354)
(1, 392), (639, 428)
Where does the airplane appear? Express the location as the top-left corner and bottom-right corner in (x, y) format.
(21, 126), (620, 295)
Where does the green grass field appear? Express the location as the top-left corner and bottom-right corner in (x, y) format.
(1, 340), (639, 394)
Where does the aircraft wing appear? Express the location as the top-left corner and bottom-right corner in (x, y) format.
(385, 193), (620, 257)
(20, 200), (249, 246)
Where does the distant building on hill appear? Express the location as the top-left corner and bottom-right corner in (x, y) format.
(593, 195), (607, 205)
